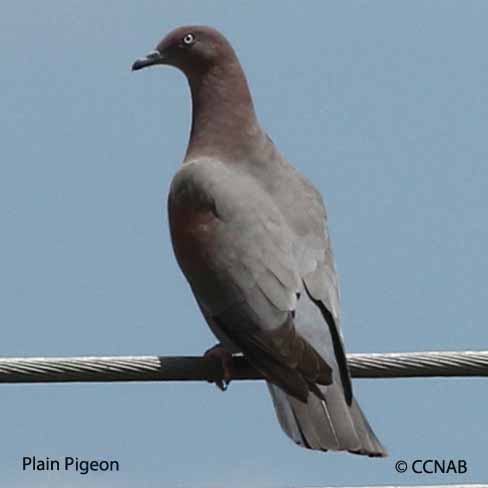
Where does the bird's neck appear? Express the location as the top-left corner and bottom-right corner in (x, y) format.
(184, 62), (262, 162)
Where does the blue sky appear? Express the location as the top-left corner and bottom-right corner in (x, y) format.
(1, 1), (487, 486)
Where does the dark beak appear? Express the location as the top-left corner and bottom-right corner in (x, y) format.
(131, 50), (165, 71)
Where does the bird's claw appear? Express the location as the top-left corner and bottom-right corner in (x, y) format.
(204, 343), (234, 392)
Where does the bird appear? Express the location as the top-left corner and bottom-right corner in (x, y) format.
(132, 25), (386, 456)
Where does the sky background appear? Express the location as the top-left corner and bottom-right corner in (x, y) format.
(1, 1), (487, 486)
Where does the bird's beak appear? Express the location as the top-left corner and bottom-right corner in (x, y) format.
(131, 50), (166, 71)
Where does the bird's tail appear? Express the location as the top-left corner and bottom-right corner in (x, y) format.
(268, 382), (386, 457)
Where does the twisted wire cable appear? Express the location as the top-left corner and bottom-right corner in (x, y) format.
(0, 351), (487, 384)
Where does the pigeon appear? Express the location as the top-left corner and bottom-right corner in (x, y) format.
(132, 25), (386, 456)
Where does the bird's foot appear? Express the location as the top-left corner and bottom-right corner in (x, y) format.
(204, 343), (234, 391)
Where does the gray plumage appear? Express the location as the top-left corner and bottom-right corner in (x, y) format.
(133, 25), (386, 456)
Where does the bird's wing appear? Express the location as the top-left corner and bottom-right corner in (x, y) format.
(169, 161), (333, 401)
(235, 148), (353, 403)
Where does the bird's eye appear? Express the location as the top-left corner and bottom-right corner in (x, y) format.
(183, 33), (195, 45)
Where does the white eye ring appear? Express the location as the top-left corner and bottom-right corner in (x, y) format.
(183, 33), (195, 45)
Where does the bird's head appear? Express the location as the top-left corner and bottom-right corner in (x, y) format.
(131, 25), (235, 77)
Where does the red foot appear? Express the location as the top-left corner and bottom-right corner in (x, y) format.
(204, 343), (234, 391)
